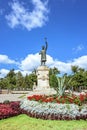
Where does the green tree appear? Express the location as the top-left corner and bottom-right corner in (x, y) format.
(83, 71), (87, 89)
(0, 78), (9, 89)
(28, 74), (37, 89)
(23, 74), (31, 90)
(5, 69), (16, 91)
(49, 74), (58, 88)
(71, 66), (86, 91)
(49, 67), (60, 75)
(71, 65), (79, 74)
(49, 67), (60, 89)
(23, 73), (37, 90)
(16, 71), (24, 90)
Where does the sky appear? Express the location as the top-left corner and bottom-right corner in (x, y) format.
(0, 0), (87, 77)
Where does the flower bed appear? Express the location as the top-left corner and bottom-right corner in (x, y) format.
(0, 101), (21, 120)
(20, 94), (87, 120)
(0, 93), (87, 120)
(27, 93), (87, 105)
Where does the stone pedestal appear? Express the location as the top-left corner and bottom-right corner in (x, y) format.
(33, 66), (56, 95)
(37, 66), (50, 89)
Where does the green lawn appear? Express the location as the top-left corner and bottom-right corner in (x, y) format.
(0, 114), (87, 130)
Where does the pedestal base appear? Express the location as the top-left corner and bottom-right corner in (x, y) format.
(33, 87), (57, 95)
(33, 65), (57, 95)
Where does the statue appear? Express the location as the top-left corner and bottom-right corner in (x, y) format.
(39, 38), (48, 66)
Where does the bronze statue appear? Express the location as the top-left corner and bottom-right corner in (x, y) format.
(39, 38), (48, 66)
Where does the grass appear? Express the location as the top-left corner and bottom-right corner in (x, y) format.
(0, 114), (87, 130)
(18, 94), (26, 99)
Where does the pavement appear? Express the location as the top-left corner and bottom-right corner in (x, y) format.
(0, 94), (29, 103)
(0, 91), (49, 103)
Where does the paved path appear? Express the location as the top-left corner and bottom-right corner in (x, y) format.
(0, 91), (47, 103)
(0, 94), (28, 103)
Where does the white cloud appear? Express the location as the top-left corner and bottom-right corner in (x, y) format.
(14, 69), (31, 76)
(0, 54), (17, 64)
(73, 44), (84, 53)
(19, 53), (40, 71)
(19, 53), (87, 75)
(5, 0), (49, 30)
(48, 60), (71, 74)
(47, 55), (87, 74)
(72, 56), (87, 68)
(0, 53), (87, 78)
(0, 69), (9, 78)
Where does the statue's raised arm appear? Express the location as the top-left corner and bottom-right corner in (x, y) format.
(45, 37), (48, 51)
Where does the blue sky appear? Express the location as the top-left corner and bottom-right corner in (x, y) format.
(0, 0), (87, 77)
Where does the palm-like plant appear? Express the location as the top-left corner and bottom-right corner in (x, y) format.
(56, 76), (66, 97)
(56, 76), (72, 97)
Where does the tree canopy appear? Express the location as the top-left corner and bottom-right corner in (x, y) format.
(0, 66), (87, 91)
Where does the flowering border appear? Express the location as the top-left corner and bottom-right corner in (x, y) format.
(20, 99), (87, 120)
(27, 94), (87, 105)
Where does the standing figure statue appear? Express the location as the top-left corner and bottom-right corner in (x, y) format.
(39, 38), (48, 66)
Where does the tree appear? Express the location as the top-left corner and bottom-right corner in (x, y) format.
(70, 66), (86, 91)
(5, 69), (16, 91)
(49, 67), (60, 75)
(49, 67), (60, 89)
(71, 65), (79, 74)
(16, 71), (24, 90)
(23, 73), (37, 90)
(23, 74), (31, 90)
(0, 78), (9, 89)
(49, 74), (58, 88)
(83, 71), (87, 89)
(28, 74), (37, 89)
(32, 68), (37, 75)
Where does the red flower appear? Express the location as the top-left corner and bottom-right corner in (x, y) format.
(79, 94), (85, 101)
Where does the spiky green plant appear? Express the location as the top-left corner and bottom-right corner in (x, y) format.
(56, 76), (66, 96)
(56, 76), (72, 97)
